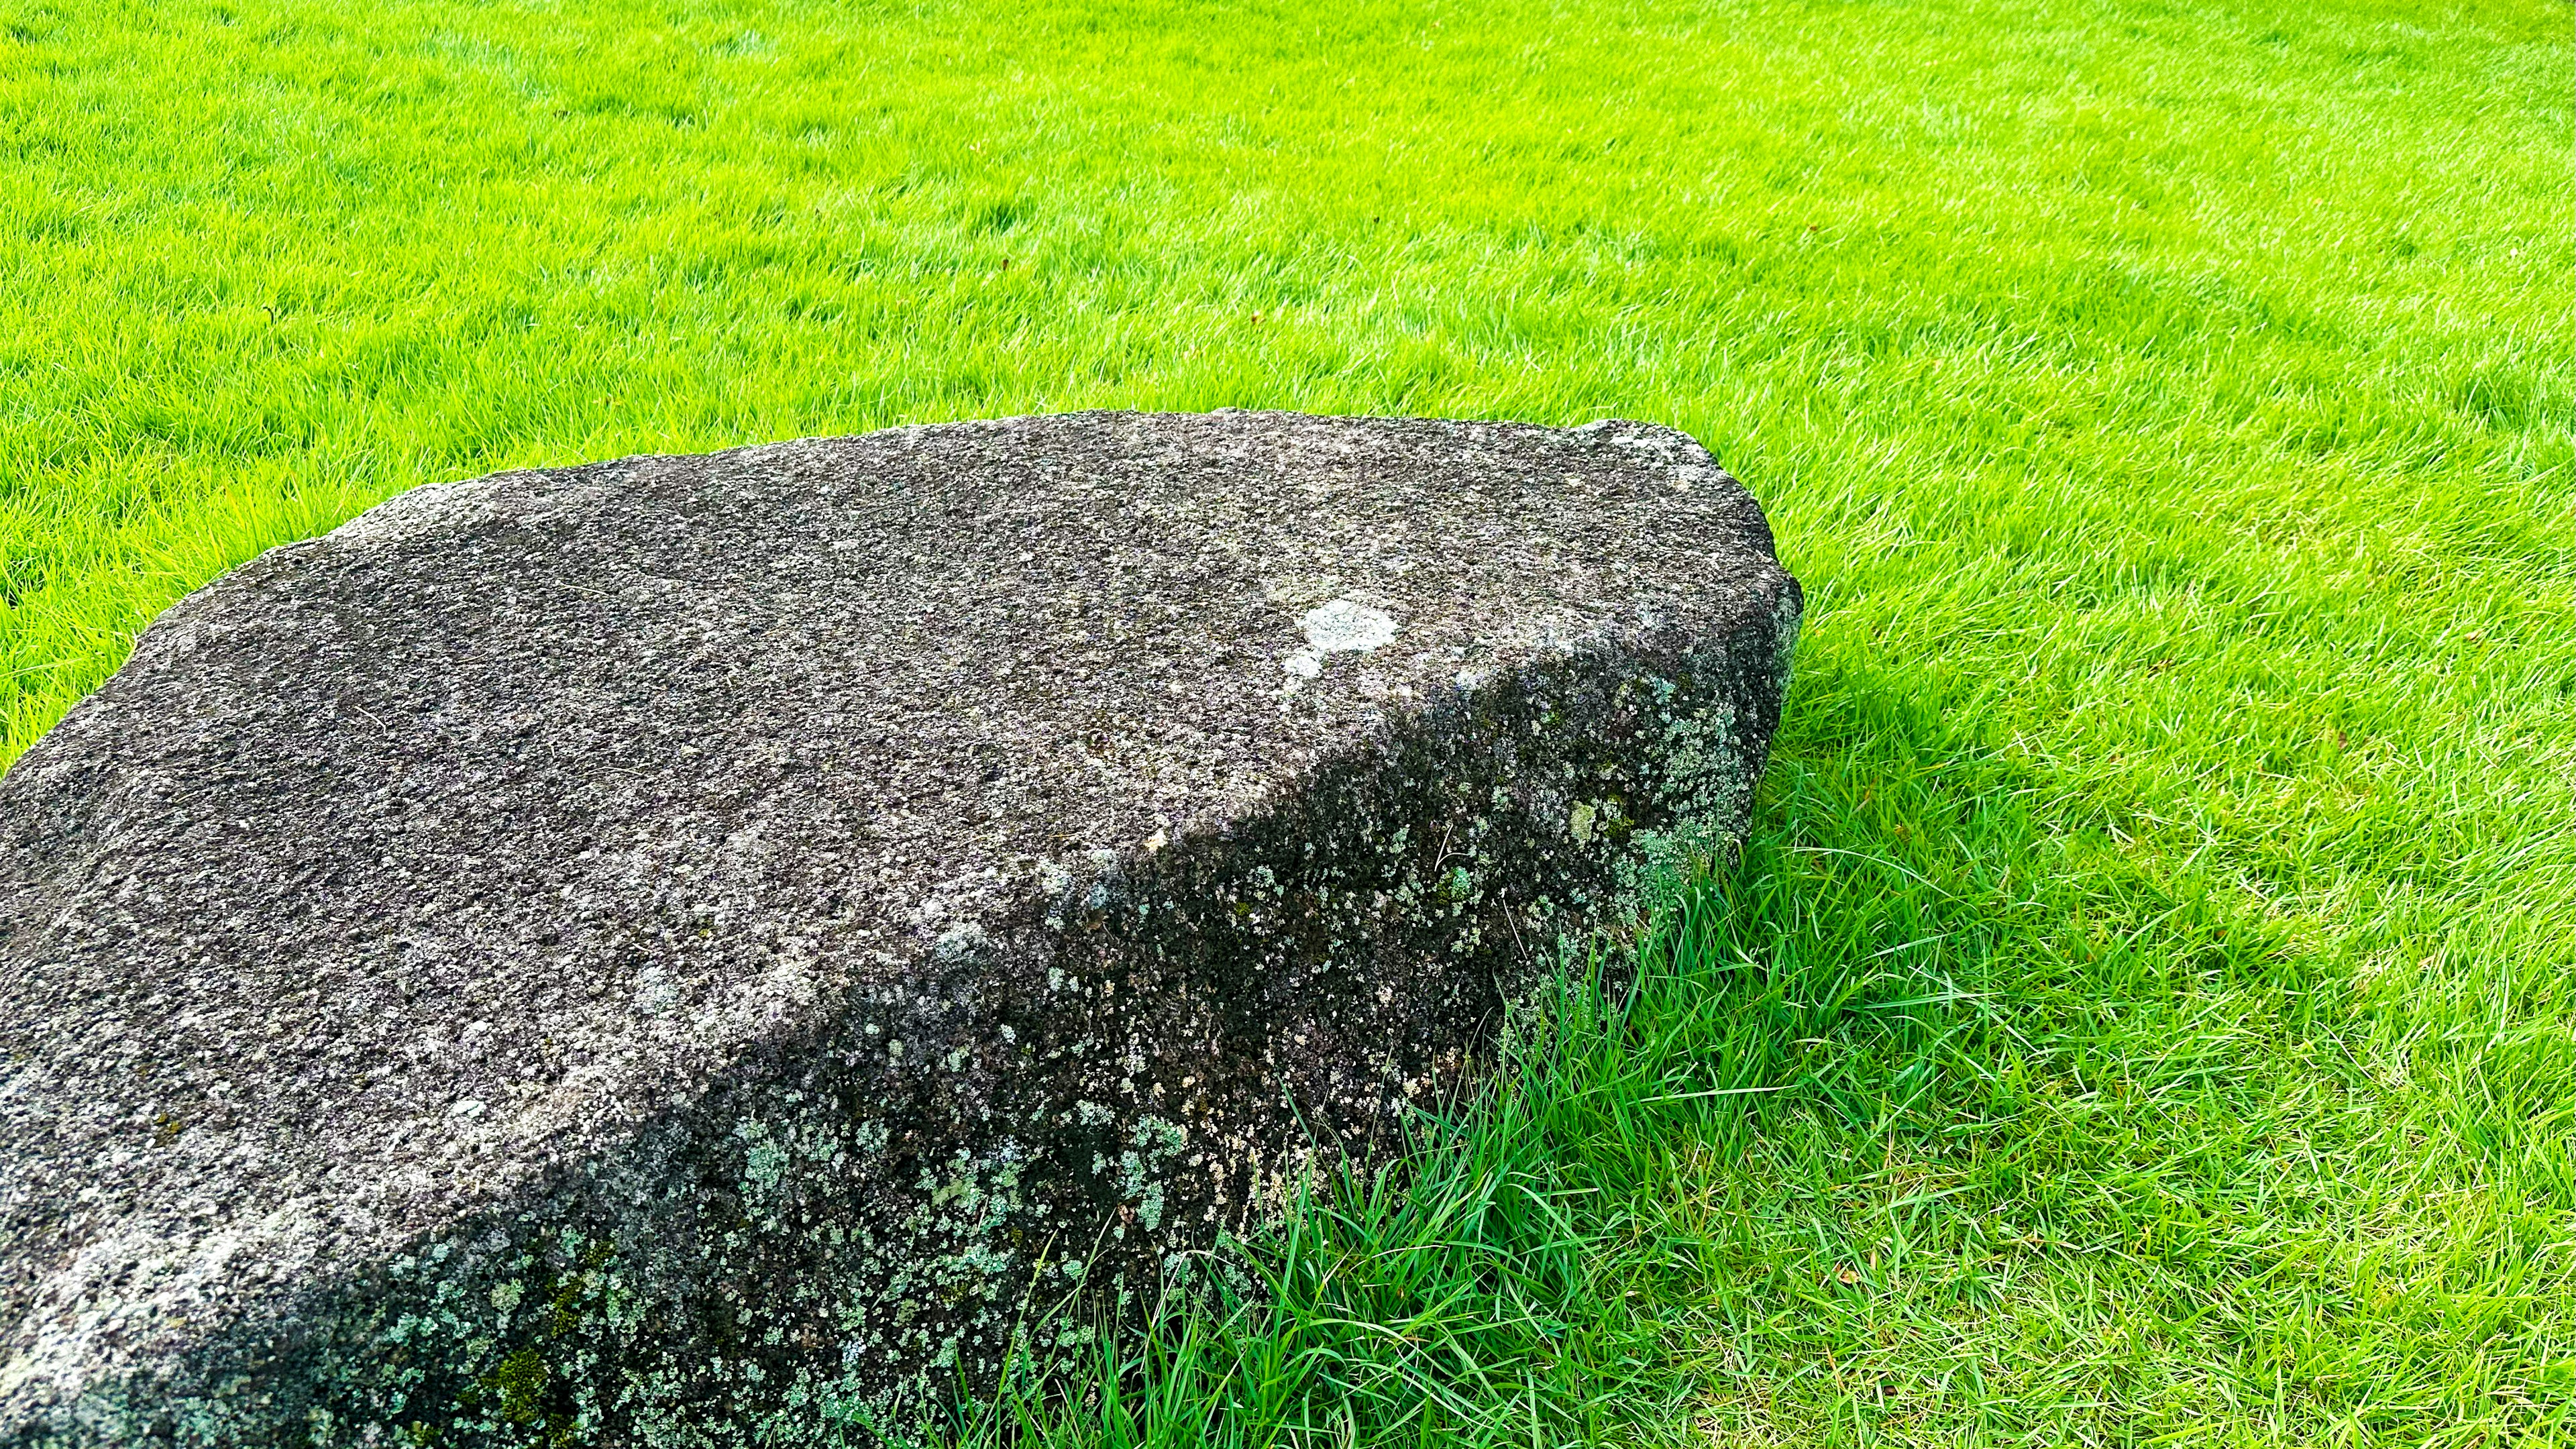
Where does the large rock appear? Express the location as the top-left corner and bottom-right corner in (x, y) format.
(0, 411), (1800, 1445)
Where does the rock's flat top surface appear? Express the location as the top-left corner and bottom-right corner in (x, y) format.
(0, 411), (1796, 1428)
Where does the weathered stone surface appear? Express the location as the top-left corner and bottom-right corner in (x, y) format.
(0, 411), (1800, 1445)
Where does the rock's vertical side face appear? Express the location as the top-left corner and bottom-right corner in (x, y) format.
(0, 412), (1801, 1446)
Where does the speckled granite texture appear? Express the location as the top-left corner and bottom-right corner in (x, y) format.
(0, 411), (1801, 1446)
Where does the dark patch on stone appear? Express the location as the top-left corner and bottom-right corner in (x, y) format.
(0, 411), (1800, 1445)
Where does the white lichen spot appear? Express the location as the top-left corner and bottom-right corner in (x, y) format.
(1301, 598), (1397, 654)
(1285, 598), (1397, 684)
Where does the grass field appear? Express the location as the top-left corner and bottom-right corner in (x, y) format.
(4, 0), (2572, 1442)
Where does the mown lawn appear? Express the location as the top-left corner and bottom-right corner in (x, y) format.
(3, 0), (2569, 1442)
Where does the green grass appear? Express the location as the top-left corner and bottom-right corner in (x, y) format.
(4, 0), (2571, 1442)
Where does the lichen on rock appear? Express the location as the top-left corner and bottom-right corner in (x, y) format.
(0, 411), (1799, 1445)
